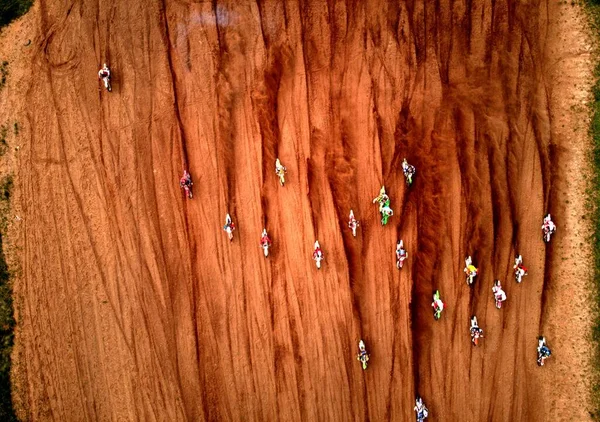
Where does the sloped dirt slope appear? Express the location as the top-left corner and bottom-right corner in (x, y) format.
(4, 0), (594, 420)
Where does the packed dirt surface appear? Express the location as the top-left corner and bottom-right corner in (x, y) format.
(0, 0), (595, 420)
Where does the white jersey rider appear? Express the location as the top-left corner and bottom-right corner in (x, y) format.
(543, 215), (556, 233)
(432, 298), (444, 312)
(396, 242), (407, 261)
(275, 158), (286, 176)
(492, 281), (507, 303)
(98, 63), (110, 80)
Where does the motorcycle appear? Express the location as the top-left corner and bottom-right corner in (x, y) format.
(102, 75), (112, 92)
(348, 209), (359, 237)
(260, 228), (271, 257)
(380, 200), (393, 226)
(537, 336), (551, 366)
(396, 240), (407, 269)
(356, 340), (370, 370)
(275, 158), (287, 187)
(542, 214), (556, 243)
(470, 316), (483, 346)
(373, 186), (393, 225)
(372, 186), (389, 206)
(414, 396), (429, 422)
(313, 240), (324, 269)
(514, 255), (527, 283)
(432, 290), (444, 320)
(464, 256), (477, 286)
(492, 280), (506, 309)
(223, 213), (235, 241)
(402, 158), (416, 186)
(98, 64), (112, 92)
(180, 170), (193, 199)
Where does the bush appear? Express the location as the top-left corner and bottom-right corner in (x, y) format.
(0, 0), (33, 29)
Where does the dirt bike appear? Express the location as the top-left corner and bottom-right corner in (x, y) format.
(183, 184), (192, 199)
(380, 200), (393, 226)
(464, 256), (477, 286)
(356, 340), (370, 370)
(180, 171), (193, 199)
(373, 187), (393, 225)
(414, 396), (429, 422)
(402, 158), (416, 186)
(275, 158), (286, 187)
(470, 316), (483, 346)
(514, 255), (527, 283)
(381, 209), (393, 225)
(99, 65), (112, 92)
(537, 336), (551, 366)
(372, 186), (388, 205)
(493, 280), (506, 309)
(313, 241), (323, 269)
(432, 290), (444, 320)
(396, 240), (407, 269)
(260, 229), (271, 257)
(542, 214), (556, 243)
(101, 75), (112, 92)
(224, 214), (235, 241)
(348, 209), (359, 237)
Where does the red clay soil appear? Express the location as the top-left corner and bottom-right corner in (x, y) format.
(3, 0), (595, 420)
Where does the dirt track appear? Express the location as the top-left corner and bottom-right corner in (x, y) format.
(0, 0), (595, 420)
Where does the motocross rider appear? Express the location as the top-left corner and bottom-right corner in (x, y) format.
(275, 158), (286, 177)
(98, 63), (110, 81)
(514, 262), (527, 279)
(432, 297), (445, 314)
(260, 230), (272, 247)
(402, 158), (415, 181)
(396, 241), (407, 261)
(492, 280), (507, 304)
(357, 345), (368, 362)
(542, 214), (556, 233)
(223, 215), (235, 233)
(380, 202), (393, 225)
(180, 170), (192, 189)
(373, 186), (389, 208)
(372, 187), (393, 224)
(538, 341), (552, 363)
(348, 211), (359, 230)
(465, 263), (478, 278)
(470, 320), (483, 340)
(414, 397), (429, 421)
(313, 243), (323, 260)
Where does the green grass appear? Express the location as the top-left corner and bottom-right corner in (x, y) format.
(585, 0), (600, 418)
(0, 0), (32, 29)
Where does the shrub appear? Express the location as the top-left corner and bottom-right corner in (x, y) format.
(0, 0), (33, 29)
